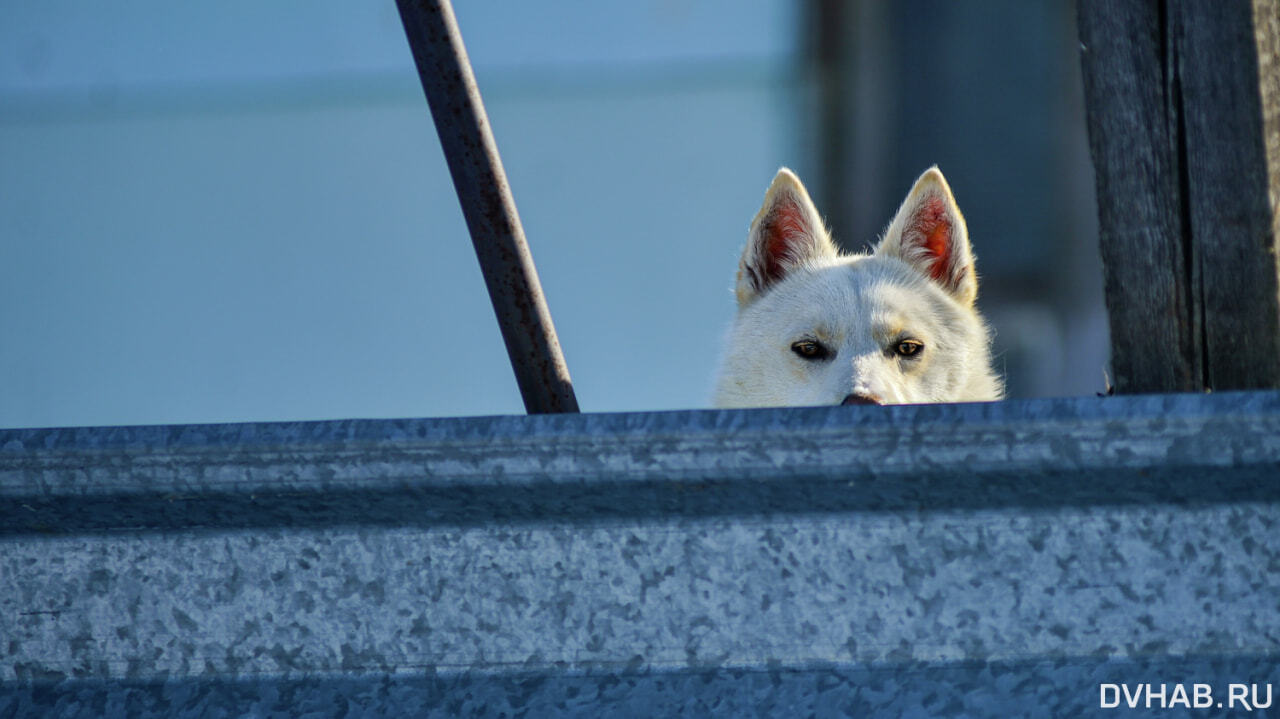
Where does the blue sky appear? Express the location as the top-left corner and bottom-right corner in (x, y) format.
(0, 1), (797, 428)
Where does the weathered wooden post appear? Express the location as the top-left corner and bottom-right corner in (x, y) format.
(1079, 0), (1280, 393)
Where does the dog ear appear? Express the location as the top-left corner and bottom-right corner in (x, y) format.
(875, 167), (977, 306)
(736, 168), (838, 306)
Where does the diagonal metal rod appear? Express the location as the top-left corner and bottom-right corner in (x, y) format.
(396, 0), (579, 414)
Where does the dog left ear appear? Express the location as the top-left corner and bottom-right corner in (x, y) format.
(875, 167), (978, 306)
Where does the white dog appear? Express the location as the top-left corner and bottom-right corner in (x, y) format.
(714, 167), (1003, 407)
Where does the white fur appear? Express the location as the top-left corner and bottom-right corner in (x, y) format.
(713, 167), (1004, 407)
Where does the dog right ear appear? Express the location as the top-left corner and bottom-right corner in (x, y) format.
(736, 168), (837, 306)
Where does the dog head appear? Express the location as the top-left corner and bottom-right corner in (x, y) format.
(713, 167), (1003, 407)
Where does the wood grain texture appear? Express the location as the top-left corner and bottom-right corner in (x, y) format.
(1178, 0), (1280, 390)
(1258, 0), (1280, 251)
(1079, 0), (1280, 393)
(1079, 0), (1200, 393)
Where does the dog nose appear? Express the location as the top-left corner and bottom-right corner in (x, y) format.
(841, 393), (882, 406)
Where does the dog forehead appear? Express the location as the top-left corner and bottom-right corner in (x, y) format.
(821, 259), (926, 311)
(757, 264), (872, 320)
(795, 259), (948, 332)
(738, 255), (951, 334)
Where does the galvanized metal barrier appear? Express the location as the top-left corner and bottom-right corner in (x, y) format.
(3, 392), (1279, 716)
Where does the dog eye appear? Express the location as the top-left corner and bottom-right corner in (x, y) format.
(791, 340), (831, 361)
(894, 339), (924, 358)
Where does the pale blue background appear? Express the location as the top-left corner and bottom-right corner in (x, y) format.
(2, 3), (1110, 430)
(1, 1), (800, 427)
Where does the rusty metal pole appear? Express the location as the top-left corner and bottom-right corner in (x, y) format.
(396, 0), (580, 414)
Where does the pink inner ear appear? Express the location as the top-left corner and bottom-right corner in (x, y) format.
(762, 199), (810, 284)
(912, 196), (952, 283)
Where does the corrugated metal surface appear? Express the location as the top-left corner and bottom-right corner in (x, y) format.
(4, 393), (1279, 716)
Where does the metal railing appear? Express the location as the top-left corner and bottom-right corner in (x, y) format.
(396, 0), (578, 414)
